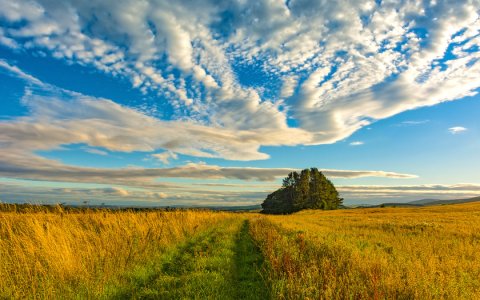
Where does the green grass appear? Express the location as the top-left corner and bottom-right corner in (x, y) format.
(233, 220), (270, 299)
(107, 218), (269, 299)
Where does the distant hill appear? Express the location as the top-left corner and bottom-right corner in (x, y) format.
(409, 196), (480, 206)
(378, 196), (480, 207)
(406, 198), (440, 205)
(378, 202), (422, 207)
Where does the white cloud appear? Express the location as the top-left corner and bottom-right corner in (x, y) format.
(0, 59), (46, 87)
(148, 192), (168, 199)
(83, 147), (108, 156)
(152, 151), (178, 164)
(448, 126), (468, 134)
(0, 154), (418, 187)
(349, 141), (364, 146)
(0, 0), (477, 148)
(280, 76), (298, 98)
(5, 91), (312, 161)
(398, 120), (430, 126)
(0, 181), (266, 206)
(0, 182), (174, 205)
(0, 28), (19, 49)
(102, 187), (129, 197)
(0, 62), (315, 162)
(0, 71), (417, 186)
(0, 103), (415, 190)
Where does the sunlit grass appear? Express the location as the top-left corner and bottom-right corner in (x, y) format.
(0, 206), (232, 299)
(2, 202), (479, 299)
(250, 202), (480, 299)
(111, 218), (269, 299)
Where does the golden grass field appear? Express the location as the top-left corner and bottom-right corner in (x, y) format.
(250, 202), (480, 299)
(1, 202), (480, 299)
(0, 206), (234, 299)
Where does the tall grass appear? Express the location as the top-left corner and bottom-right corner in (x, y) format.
(112, 219), (269, 299)
(3, 202), (479, 299)
(250, 202), (480, 299)
(0, 206), (232, 299)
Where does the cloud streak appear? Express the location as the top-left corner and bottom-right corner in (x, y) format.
(2, 182), (478, 207)
(448, 126), (468, 134)
(338, 184), (480, 203)
(0, 156), (417, 186)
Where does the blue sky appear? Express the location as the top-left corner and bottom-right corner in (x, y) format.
(0, 0), (479, 206)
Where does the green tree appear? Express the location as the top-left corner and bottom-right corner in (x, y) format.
(294, 169), (310, 211)
(261, 189), (291, 214)
(261, 168), (342, 214)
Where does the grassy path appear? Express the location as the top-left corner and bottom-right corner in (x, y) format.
(108, 218), (269, 299)
(232, 220), (270, 299)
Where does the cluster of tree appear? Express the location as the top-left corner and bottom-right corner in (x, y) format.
(261, 168), (343, 214)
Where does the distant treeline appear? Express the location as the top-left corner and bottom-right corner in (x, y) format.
(262, 168), (343, 214)
(0, 203), (204, 213)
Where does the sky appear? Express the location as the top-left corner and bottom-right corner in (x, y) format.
(0, 0), (479, 206)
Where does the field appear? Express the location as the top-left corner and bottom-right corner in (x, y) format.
(1, 203), (480, 299)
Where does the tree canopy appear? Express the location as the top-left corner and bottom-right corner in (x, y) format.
(261, 168), (343, 214)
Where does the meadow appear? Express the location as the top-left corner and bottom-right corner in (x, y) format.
(1, 202), (479, 299)
(0, 205), (237, 299)
(250, 203), (480, 299)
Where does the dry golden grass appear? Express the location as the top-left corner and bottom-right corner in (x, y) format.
(0, 206), (233, 299)
(3, 202), (479, 299)
(250, 202), (480, 299)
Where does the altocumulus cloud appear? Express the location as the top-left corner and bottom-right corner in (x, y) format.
(0, 0), (479, 148)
